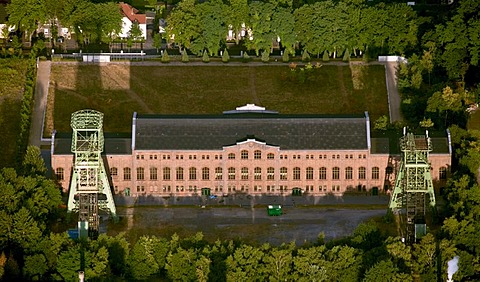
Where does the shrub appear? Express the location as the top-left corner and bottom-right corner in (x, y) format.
(242, 52), (251, 63)
(222, 49), (230, 63)
(261, 51), (270, 63)
(343, 48), (350, 62)
(202, 50), (209, 63)
(302, 50), (310, 62)
(181, 49), (189, 63)
(322, 51), (330, 62)
(161, 50), (170, 63)
(282, 51), (289, 63)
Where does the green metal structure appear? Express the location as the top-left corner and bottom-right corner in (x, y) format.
(389, 131), (436, 243)
(67, 109), (116, 238)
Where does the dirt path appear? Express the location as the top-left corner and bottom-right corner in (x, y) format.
(385, 62), (403, 123)
(29, 60), (51, 147)
(249, 66), (261, 105)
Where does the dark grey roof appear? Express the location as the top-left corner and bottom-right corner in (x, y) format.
(431, 138), (450, 154)
(134, 114), (368, 150)
(54, 138), (132, 155)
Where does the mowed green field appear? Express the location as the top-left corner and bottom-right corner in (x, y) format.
(46, 63), (388, 134)
(0, 59), (28, 168)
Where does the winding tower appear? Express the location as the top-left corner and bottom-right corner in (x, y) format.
(67, 110), (116, 238)
(389, 130), (436, 244)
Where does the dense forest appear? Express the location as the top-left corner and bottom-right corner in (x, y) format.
(1, 0), (480, 280)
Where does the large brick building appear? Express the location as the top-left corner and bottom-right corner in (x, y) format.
(51, 105), (451, 197)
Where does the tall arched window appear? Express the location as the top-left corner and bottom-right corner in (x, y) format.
(110, 167), (118, 177)
(202, 167), (210, 180)
(150, 167), (157, 180)
(137, 167), (145, 180)
(293, 167), (301, 180)
(439, 167), (447, 180)
(176, 167), (184, 180)
(254, 150), (262, 159)
(267, 167), (275, 180)
(280, 167), (287, 180)
(241, 167), (249, 180)
(228, 153), (235, 159)
(372, 167), (380, 180)
(241, 150), (249, 159)
(215, 167), (222, 180)
(358, 167), (366, 179)
(306, 167), (314, 180)
(124, 167), (131, 180)
(55, 167), (64, 181)
(345, 167), (353, 179)
(319, 167), (327, 180)
(254, 167), (262, 180)
(228, 167), (236, 180)
(163, 167), (171, 180)
(332, 167), (340, 180)
(189, 167), (197, 180)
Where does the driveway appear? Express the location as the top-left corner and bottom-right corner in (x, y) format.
(29, 60), (51, 148)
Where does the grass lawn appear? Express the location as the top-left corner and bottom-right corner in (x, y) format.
(0, 58), (28, 168)
(46, 63), (388, 134)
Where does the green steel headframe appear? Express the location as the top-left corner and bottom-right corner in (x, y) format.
(67, 109), (116, 237)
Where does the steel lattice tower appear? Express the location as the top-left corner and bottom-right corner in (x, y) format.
(389, 131), (436, 244)
(67, 110), (116, 238)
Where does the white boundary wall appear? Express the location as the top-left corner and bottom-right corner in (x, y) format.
(378, 56), (408, 63)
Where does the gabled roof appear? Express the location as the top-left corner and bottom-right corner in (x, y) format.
(119, 2), (146, 25)
(134, 113), (369, 151)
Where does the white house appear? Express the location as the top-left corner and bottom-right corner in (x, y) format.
(119, 2), (147, 40)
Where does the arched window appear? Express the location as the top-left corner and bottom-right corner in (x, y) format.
(189, 167), (197, 180)
(293, 167), (301, 180)
(358, 167), (366, 179)
(345, 167), (353, 180)
(176, 167), (184, 180)
(306, 167), (314, 180)
(241, 167), (249, 180)
(254, 150), (262, 159)
(372, 167), (380, 180)
(215, 167), (222, 180)
(137, 167), (145, 180)
(241, 150), (249, 159)
(150, 167), (157, 180)
(202, 167), (210, 180)
(280, 167), (287, 180)
(228, 153), (235, 159)
(319, 167), (327, 180)
(254, 167), (262, 180)
(332, 167), (340, 180)
(267, 167), (275, 180)
(267, 153), (275, 159)
(110, 167), (118, 177)
(55, 167), (64, 181)
(124, 167), (131, 180)
(439, 167), (447, 180)
(228, 167), (236, 180)
(163, 167), (171, 180)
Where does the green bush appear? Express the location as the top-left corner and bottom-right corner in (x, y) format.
(222, 49), (230, 63)
(282, 51), (289, 63)
(322, 51), (330, 62)
(161, 50), (170, 63)
(242, 52), (251, 63)
(202, 50), (209, 63)
(261, 51), (270, 63)
(181, 49), (189, 63)
(302, 50), (310, 62)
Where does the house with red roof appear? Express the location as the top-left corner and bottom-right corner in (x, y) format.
(119, 2), (147, 40)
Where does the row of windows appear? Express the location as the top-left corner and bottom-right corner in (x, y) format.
(134, 151), (369, 161)
(114, 166), (382, 181)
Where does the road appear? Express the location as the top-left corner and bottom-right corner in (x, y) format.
(385, 62), (403, 123)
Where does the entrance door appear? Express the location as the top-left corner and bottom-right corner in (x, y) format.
(372, 187), (379, 196)
(201, 188), (211, 196)
(292, 187), (302, 196)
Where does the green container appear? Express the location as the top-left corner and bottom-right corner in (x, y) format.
(267, 205), (282, 216)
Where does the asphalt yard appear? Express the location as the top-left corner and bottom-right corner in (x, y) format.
(111, 195), (389, 245)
